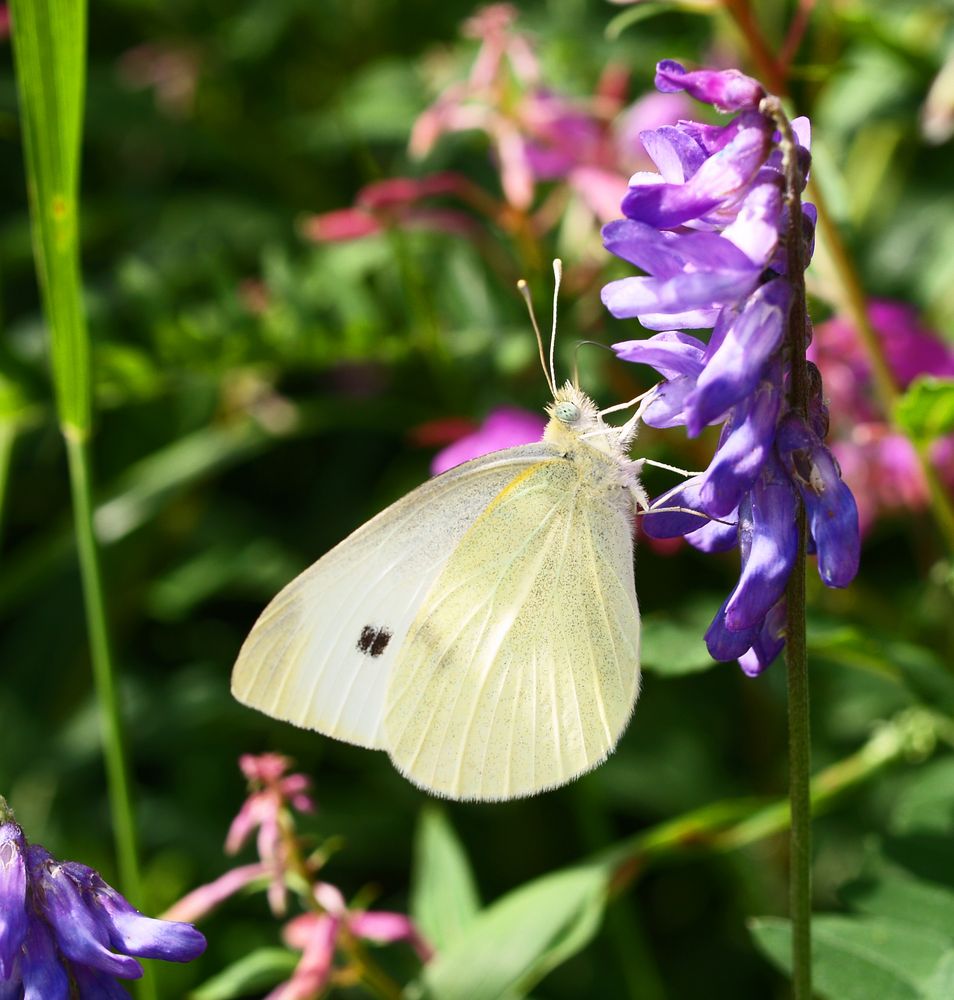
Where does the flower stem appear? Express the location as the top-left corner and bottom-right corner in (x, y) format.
(765, 97), (814, 1000)
(64, 431), (154, 1000)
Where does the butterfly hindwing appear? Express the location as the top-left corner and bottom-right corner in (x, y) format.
(231, 443), (564, 748)
(383, 455), (641, 799)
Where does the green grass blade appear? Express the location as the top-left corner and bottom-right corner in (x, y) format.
(9, 0), (89, 435)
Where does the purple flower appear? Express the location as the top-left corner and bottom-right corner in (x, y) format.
(654, 60), (766, 113)
(603, 60), (860, 673)
(0, 821), (27, 980)
(0, 806), (205, 997)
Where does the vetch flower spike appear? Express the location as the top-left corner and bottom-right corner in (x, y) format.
(603, 59), (859, 673)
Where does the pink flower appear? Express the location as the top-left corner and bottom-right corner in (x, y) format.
(225, 754), (316, 915)
(411, 6), (691, 219)
(302, 173), (485, 244)
(266, 885), (432, 1000)
(810, 301), (954, 532)
(430, 406), (546, 474)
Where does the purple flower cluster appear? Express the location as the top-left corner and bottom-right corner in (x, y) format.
(602, 61), (860, 675)
(0, 809), (205, 998)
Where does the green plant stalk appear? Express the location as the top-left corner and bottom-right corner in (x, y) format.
(0, 423), (15, 543)
(64, 432), (142, 899)
(11, 4), (152, 995)
(776, 99), (814, 1000)
(606, 707), (936, 888)
(784, 532), (812, 1000)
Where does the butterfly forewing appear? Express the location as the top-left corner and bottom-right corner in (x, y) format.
(383, 455), (641, 800)
(231, 444), (563, 748)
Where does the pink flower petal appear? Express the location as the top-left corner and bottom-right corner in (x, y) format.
(350, 911), (434, 962)
(161, 863), (268, 923)
(431, 406), (546, 475)
(268, 914), (340, 1000)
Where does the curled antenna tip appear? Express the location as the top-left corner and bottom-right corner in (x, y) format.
(553, 259), (563, 277)
(517, 278), (529, 292)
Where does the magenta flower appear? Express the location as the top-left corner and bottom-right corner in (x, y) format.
(810, 300), (954, 532)
(603, 61), (859, 674)
(0, 805), (205, 997)
(431, 406), (546, 475)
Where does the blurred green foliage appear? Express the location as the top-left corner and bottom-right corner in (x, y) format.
(2, 0), (954, 997)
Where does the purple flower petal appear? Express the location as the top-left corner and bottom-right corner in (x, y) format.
(72, 964), (133, 999)
(27, 848), (142, 980)
(639, 376), (697, 429)
(685, 511), (739, 552)
(0, 823), (27, 979)
(686, 278), (791, 434)
(699, 379), (782, 516)
(777, 414), (860, 587)
(621, 125), (771, 228)
(705, 597), (758, 660)
(632, 306), (723, 332)
(738, 600), (786, 676)
(603, 219), (754, 276)
(20, 919), (69, 1000)
(655, 60), (766, 113)
(90, 880), (207, 963)
(638, 125), (707, 182)
(612, 330), (706, 378)
(601, 268), (759, 324)
(642, 477), (710, 537)
(723, 470), (798, 631)
(720, 181), (781, 266)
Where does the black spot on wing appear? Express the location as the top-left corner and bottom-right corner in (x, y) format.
(357, 625), (392, 658)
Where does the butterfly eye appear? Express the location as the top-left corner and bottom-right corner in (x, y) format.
(555, 401), (580, 424)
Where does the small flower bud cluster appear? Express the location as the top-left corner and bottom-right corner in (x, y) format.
(602, 61), (860, 674)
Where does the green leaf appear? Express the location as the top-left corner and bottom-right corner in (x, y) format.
(891, 758), (954, 835)
(605, 3), (673, 41)
(640, 598), (721, 676)
(9, 0), (91, 434)
(926, 952), (954, 1000)
(841, 861), (954, 936)
(751, 915), (951, 1000)
(895, 377), (954, 443)
(420, 862), (610, 1000)
(189, 947), (299, 1000)
(410, 806), (481, 953)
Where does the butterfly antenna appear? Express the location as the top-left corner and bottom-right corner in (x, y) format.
(517, 278), (556, 396)
(549, 259), (562, 392)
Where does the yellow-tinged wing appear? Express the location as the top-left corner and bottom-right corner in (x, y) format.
(231, 444), (563, 749)
(383, 456), (640, 800)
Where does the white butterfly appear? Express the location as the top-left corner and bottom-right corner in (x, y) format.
(232, 264), (653, 800)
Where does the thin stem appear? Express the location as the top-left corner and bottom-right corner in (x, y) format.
(721, 0), (787, 94)
(607, 707), (937, 893)
(0, 423), (15, 545)
(765, 97), (813, 1000)
(785, 532), (812, 1000)
(64, 431), (154, 1000)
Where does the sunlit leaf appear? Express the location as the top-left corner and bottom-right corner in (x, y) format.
(410, 806), (481, 954)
